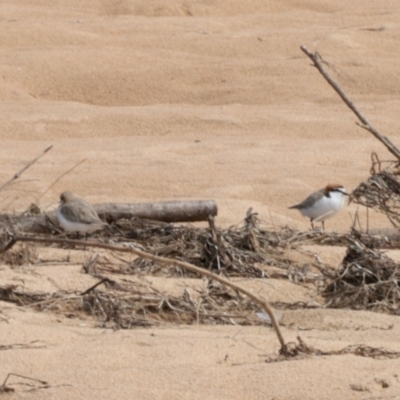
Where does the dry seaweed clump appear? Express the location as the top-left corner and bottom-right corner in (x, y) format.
(351, 155), (400, 227)
(82, 279), (260, 328)
(0, 279), (261, 328)
(0, 239), (38, 266)
(0, 244), (38, 266)
(322, 234), (400, 314)
(0, 226), (38, 266)
(101, 212), (322, 279)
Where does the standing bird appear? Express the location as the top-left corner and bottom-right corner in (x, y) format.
(289, 184), (348, 231)
(57, 191), (107, 234)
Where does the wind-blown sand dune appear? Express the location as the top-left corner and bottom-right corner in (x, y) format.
(1, 1), (400, 399)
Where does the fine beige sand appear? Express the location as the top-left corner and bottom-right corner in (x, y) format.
(1, 1), (400, 399)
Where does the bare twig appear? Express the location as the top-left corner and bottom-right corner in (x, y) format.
(0, 145), (53, 194)
(36, 158), (86, 202)
(80, 277), (115, 296)
(0, 373), (48, 393)
(300, 45), (400, 160)
(0, 235), (287, 351)
(268, 207), (281, 243)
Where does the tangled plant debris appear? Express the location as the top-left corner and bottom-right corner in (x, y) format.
(351, 153), (400, 227)
(3, 201), (400, 360)
(322, 232), (400, 314)
(90, 212), (330, 281)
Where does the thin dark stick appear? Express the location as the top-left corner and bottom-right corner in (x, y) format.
(1, 373), (48, 392)
(80, 278), (114, 296)
(300, 45), (400, 161)
(0, 235), (287, 351)
(36, 159), (86, 201)
(0, 145), (53, 193)
(355, 209), (362, 232)
(349, 210), (357, 231)
(0, 236), (17, 254)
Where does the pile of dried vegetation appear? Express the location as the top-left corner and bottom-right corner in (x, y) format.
(322, 232), (400, 314)
(351, 153), (400, 227)
(0, 278), (261, 328)
(98, 212), (329, 282)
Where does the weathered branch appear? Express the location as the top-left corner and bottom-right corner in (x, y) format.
(0, 235), (287, 351)
(0, 145), (53, 193)
(300, 45), (400, 161)
(0, 200), (218, 234)
(95, 200), (218, 223)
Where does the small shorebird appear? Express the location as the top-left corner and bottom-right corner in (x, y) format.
(289, 184), (348, 230)
(57, 191), (107, 234)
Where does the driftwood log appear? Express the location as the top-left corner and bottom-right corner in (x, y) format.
(0, 200), (218, 235)
(95, 200), (217, 223)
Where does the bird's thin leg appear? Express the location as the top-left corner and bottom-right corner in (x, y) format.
(322, 221), (325, 232)
(311, 220), (315, 230)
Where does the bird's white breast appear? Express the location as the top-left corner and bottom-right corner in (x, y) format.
(57, 207), (103, 233)
(299, 191), (345, 222)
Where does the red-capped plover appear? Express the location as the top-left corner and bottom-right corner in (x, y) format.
(289, 184), (348, 230)
(56, 191), (107, 234)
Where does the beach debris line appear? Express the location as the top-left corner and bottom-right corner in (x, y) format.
(0, 231), (289, 355)
(1, 210), (328, 280)
(3, 215), (400, 360)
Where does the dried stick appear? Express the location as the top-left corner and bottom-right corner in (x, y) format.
(300, 45), (400, 161)
(80, 277), (114, 295)
(0, 235), (287, 351)
(36, 158), (86, 201)
(0, 145), (53, 193)
(0, 373), (48, 393)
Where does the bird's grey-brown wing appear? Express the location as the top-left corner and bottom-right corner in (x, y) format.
(60, 199), (104, 225)
(288, 188), (325, 210)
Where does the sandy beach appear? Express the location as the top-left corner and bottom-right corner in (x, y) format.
(1, 1), (400, 399)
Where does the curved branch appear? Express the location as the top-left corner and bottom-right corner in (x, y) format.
(0, 235), (286, 351)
